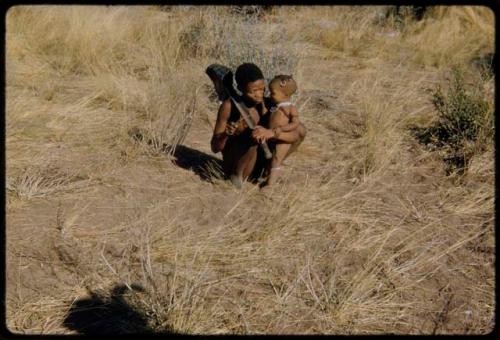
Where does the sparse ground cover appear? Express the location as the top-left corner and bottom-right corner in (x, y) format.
(5, 5), (494, 334)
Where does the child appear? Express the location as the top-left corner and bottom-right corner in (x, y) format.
(264, 74), (301, 186)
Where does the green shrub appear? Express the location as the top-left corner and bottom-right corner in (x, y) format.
(415, 68), (493, 174)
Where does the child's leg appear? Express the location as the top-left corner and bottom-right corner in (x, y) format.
(262, 123), (306, 188)
(282, 123), (307, 161)
(274, 122), (307, 144)
(266, 142), (291, 186)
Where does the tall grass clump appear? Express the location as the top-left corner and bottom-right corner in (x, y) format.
(294, 6), (384, 59)
(141, 76), (199, 156)
(7, 6), (151, 77)
(6, 162), (90, 200)
(179, 7), (299, 82)
(413, 68), (493, 174)
(400, 6), (494, 68)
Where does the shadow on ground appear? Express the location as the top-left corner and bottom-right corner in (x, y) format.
(128, 128), (224, 183)
(128, 128), (265, 184)
(63, 284), (172, 335)
(169, 144), (224, 183)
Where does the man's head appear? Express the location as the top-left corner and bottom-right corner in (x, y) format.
(269, 75), (297, 104)
(235, 63), (265, 104)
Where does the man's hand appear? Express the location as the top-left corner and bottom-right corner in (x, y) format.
(225, 119), (248, 136)
(225, 122), (238, 136)
(252, 126), (274, 144)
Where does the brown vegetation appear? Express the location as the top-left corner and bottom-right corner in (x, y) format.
(6, 5), (494, 334)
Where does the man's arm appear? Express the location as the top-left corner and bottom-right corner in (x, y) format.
(211, 100), (231, 153)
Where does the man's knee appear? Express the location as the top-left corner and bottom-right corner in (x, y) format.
(236, 143), (257, 168)
(242, 144), (258, 158)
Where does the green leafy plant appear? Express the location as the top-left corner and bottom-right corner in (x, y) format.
(415, 68), (493, 173)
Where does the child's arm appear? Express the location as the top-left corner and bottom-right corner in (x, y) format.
(273, 105), (300, 136)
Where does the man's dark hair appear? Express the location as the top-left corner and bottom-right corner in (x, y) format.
(235, 63), (264, 90)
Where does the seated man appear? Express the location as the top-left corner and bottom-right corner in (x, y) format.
(210, 63), (306, 188)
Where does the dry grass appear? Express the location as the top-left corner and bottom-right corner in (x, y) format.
(6, 5), (494, 335)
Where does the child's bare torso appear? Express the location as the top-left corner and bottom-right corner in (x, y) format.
(269, 102), (293, 128)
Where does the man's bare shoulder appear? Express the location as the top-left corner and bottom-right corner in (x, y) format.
(220, 98), (232, 109)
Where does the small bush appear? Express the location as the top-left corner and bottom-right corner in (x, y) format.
(472, 52), (495, 79)
(385, 5), (428, 28)
(179, 8), (298, 82)
(230, 5), (272, 17)
(414, 68), (493, 173)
